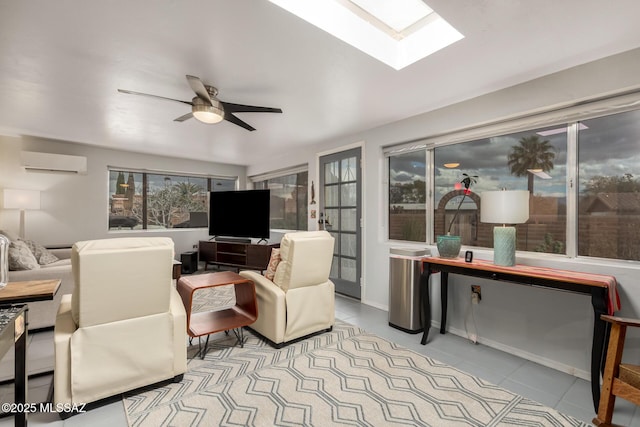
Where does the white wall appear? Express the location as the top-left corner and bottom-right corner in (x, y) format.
(247, 47), (640, 378)
(0, 135), (247, 256)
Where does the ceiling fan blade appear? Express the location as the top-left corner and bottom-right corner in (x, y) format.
(174, 112), (193, 122)
(221, 101), (283, 114)
(117, 89), (192, 106)
(224, 112), (256, 131)
(186, 75), (212, 105)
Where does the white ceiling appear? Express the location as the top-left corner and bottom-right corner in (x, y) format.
(2, 0), (640, 166)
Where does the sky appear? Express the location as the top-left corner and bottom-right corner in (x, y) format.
(390, 108), (640, 205)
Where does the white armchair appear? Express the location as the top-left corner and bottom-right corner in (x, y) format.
(53, 237), (187, 406)
(239, 231), (335, 347)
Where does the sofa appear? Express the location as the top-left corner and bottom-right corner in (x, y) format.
(7, 246), (73, 330)
(1, 227), (75, 331)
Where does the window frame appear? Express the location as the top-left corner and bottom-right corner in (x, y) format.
(383, 90), (640, 264)
(107, 167), (237, 231)
(250, 165), (309, 232)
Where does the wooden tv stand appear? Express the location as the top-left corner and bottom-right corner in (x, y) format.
(199, 240), (279, 271)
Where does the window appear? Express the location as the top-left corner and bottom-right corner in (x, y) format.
(434, 126), (567, 254)
(578, 109), (640, 261)
(254, 170), (308, 231)
(385, 92), (640, 262)
(108, 170), (236, 230)
(109, 171), (143, 230)
(389, 150), (426, 241)
(145, 174), (208, 229)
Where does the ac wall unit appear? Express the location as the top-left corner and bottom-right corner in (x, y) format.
(20, 151), (87, 174)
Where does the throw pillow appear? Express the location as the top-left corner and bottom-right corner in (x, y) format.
(0, 229), (20, 243)
(263, 248), (281, 281)
(8, 240), (40, 271)
(22, 240), (59, 265)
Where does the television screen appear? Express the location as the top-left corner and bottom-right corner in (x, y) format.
(209, 189), (270, 239)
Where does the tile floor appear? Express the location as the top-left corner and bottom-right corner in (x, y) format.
(0, 295), (638, 426)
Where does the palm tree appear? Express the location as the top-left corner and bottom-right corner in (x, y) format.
(175, 182), (202, 199)
(175, 182), (206, 211)
(124, 173), (135, 212)
(507, 135), (555, 194)
(115, 172), (126, 195)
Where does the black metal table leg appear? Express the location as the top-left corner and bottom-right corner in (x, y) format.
(14, 310), (27, 427)
(440, 272), (449, 334)
(420, 266), (432, 345)
(590, 288), (608, 412)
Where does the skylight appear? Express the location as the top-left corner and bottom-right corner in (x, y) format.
(269, 0), (463, 70)
(537, 123), (589, 136)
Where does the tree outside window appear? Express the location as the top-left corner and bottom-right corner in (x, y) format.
(108, 170), (235, 230)
(434, 126), (567, 253)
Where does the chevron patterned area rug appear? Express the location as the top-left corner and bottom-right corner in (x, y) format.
(124, 320), (589, 427)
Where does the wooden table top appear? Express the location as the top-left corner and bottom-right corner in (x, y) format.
(0, 279), (62, 304)
(177, 271), (250, 292)
(422, 257), (616, 288)
(422, 256), (621, 314)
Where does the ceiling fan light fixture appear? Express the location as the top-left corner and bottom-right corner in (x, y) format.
(192, 99), (224, 124)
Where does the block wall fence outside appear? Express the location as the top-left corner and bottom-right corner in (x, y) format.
(390, 213), (639, 260)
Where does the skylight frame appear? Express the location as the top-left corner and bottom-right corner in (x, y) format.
(345, 0), (433, 37)
(269, 0), (464, 70)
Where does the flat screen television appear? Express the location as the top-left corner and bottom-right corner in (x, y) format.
(209, 189), (270, 239)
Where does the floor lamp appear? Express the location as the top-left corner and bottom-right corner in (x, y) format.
(480, 190), (529, 266)
(3, 189), (41, 239)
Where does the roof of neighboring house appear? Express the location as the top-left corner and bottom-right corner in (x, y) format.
(584, 193), (640, 213)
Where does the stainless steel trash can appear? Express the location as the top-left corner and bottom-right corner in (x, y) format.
(388, 248), (428, 333)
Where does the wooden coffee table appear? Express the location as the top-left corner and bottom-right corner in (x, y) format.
(176, 271), (257, 359)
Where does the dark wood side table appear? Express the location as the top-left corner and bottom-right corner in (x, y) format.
(0, 280), (61, 305)
(176, 271), (257, 359)
(0, 305), (28, 427)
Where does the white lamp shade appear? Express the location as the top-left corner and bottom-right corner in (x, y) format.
(3, 189), (41, 210)
(480, 190), (529, 224)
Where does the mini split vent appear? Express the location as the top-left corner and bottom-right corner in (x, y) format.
(20, 151), (87, 174)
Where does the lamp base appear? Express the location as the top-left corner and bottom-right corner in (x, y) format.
(493, 226), (516, 266)
(19, 209), (26, 239)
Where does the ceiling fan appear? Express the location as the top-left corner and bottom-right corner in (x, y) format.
(118, 75), (282, 131)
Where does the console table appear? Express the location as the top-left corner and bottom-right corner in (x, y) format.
(419, 257), (619, 412)
(199, 240), (278, 271)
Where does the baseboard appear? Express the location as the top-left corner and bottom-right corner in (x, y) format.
(442, 323), (590, 380)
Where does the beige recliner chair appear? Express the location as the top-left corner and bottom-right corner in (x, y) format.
(239, 231), (335, 347)
(53, 237), (187, 407)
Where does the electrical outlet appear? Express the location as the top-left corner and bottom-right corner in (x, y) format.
(192, 244), (198, 249)
(471, 285), (481, 302)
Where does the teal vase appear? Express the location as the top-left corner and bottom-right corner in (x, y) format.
(437, 235), (461, 258)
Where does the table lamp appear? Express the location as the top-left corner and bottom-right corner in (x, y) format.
(480, 190), (529, 266)
(3, 189), (41, 239)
